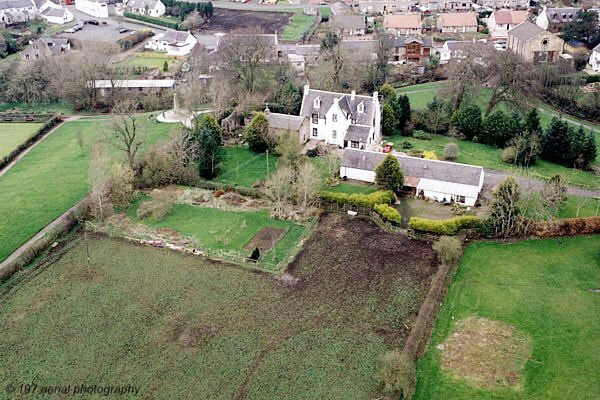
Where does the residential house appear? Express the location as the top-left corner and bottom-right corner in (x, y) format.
(299, 85), (381, 150)
(331, 14), (366, 36)
(40, 6), (73, 23)
(589, 43), (600, 73)
(21, 36), (70, 60)
(330, 1), (352, 16)
(124, 0), (165, 17)
(340, 149), (485, 206)
(443, 0), (473, 12)
(91, 79), (176, 96)
(535, 6), (580, 33)
(264, 108), (310, 144)
(437, 39), (488, 62)
(477, 0), (528, 9)
(75, 0), (109, 18)
(437, 12), (478, 33)
(392, 35), (433, 62)
(383, 14), (422, 35)
(357, 0), (412, 14)
(488, 10), (527, 36)
(145, 30), (198, 56)
(0, 0), (36, 25)
(508, 20), (564, 63)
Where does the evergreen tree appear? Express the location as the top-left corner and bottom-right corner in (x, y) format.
(524, 108), (541, 135)
(163, 60), (169, 72)
(375, 154), (404, 193)
(380, 83), (397, 103)
(541, 118), (571, 165)
(397, 94), (411, 131)
(246, 112), (270, 153)
(382, 103), (398, 136)
(488, 177), (521, 237)
(196, 128), (223, 179)
(569, 125), (586, 167)
(454, 105), (482, 140)
(582, 130), (598, 169)
(482, 110), (516, 147)
(193, 113), (222, 146)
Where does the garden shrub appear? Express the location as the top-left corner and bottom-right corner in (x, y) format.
(124, 11), (181, 30)
(401, 141), (413, 149)
(423, 150), (438, 160)
(409, 215), (481, 235)
(374, 204), (402, 225)
(376, 351), (416, 399)
(413, 131), (432, 140)
(319, 190), (394, 208)
(136, 191), (175, 221)
(443, 142), (459, 161)
(432, 236), (462, 264)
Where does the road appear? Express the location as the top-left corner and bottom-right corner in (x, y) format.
(483, 168), (600, 198)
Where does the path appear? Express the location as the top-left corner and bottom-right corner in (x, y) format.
(483, 168), (600, 198)
(0, 117), (79, 179)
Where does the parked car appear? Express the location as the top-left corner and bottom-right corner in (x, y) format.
(87, 20), (99, 25)
(64, 28), (76, 33)
(118, 28), (129, 34)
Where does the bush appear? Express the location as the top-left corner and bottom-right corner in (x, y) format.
(136, 191), (175, 221)
(319, 190), (394, 208)
(423, 150), (438, 160)
(501, 146), (517, 164)
(117, 29), (154, 50)
(375, 154), (404, 193)
(374, 203), (402, 225)
(124, 11), (181, 30)
(409, 215), (481, 235)
(376, 351), (416, 399)
(401, 141), (413, 149)
(443, 143), (459, 160)
(413, 131), (432, 140)
(246, 112), (270, 153)
(432, 236), (462, 264)
(197, 180), (263, 198)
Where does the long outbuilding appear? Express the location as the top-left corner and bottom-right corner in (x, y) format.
(340, 149), (485, 206)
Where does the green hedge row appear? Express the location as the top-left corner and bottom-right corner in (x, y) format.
(319, 190), (394, 207)
(374, 203), (402, 225)
(0, 115), (61, 171)
(124, 12), (182, 30)
(409, 215), (481, 235)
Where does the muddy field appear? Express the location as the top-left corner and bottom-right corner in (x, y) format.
(0, 214), (438, 399)
(199, 9), (293, 34)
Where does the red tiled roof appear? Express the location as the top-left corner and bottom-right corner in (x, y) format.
(384, 14), (422, 29)
(493, 10), (528, 25)
(439, 12), (477, 27)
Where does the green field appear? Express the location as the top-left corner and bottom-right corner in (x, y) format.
(415, 236), (600, 400)
(0, 117), (176, 263)
(128, 198), (310, 271)
(122, 52), (181, 73)
(0, 122), (43, 159)
(389, 133), (599, 188)
(0, 214), (434, 398)
(281, 13), (316, 41)
(215, 146), (277, 187)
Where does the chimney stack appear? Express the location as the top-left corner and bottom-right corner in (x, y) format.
(373, 91), (378, 102)
(351, 90), (356, 101)
(303, 84), (310, 95)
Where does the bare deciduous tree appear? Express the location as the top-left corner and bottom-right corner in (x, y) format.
(265, 166), (294, 218)
(88, 144), (112, 221)
(104, 100), (148, 170)
(295, 162), (321, 215)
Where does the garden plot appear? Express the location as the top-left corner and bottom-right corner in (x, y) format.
(198, 8), (292, 34)
(0, 122), (43, 158)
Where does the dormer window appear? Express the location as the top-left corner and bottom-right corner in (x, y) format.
(313, 97), (320, 108)
(357, 102), (364, 114)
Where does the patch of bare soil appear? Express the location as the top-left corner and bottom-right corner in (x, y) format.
(164, 313), (222, 349)
(200, 9), (293, 34)
(439, 317), (532, 389)
(244, 227), (285, 253)
(176, 188), (270, 211)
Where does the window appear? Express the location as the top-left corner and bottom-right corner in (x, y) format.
(312, 128), (318, 137)
(458, 196), (466, 204)
(351, 141), (359, 148)
(312, 113), (318, 124)
(332, 113), (337, 122)
(332, 130), (337, 138)
(357, 102), (364, 113)
(313, 97), (320, 108)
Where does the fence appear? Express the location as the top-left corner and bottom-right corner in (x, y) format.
(321, 201), (406, 234)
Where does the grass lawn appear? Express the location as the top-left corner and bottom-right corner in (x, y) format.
(319, 6), (332, 18)
(415, 236), (600, 399)
(388, 133), (599, 189)
(556, 195), (600, 218)
(0, 101), (75, 114)
(0, 122), (43, 159)
(281, 13), (316, 41)
(325, 182), (378, 195)
(122, 52), (181, 73)
(128, 199), (310, 271)
(215, 146), (277, 188)
(0, 215), (436, 398)
(0, 117), (176, 263)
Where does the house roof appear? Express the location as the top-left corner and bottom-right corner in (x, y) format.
(331, 14), (365, 30)
(41, 7), (67, 17)
(394, 35), (433, 47)
(492, 10), (527, 25)
(300, 87), (376, 126)
(344, 125), (371, 143)
(508, 20), (544, 42)
(92, 79), (175, 88)
(545, 7), (580, 23)
(383, 14), (422, 30)
(127, 0), (161, 9)
(0, 0), (33, 10)
(439, 12), (477, 27)
(330, 1), (351, 15)
(160, 30), (193, 44)
(265, 112), (305, 131)
(341, 149), (483, 187)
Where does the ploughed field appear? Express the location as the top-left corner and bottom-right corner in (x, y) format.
(0, 214), (437, 399)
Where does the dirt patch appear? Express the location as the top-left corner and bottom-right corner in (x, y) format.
(439, 317), (532, 389)
(164, 313), (222, 348)
(244, 227), (285, 253)
(176, 188), (270, 211)
(199, 9), (293, 34)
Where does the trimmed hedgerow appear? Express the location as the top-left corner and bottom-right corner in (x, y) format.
(374, 203), (402, 225)
(319, 190), (394, 208)
(409, 215), (481, 235)
(124, 12), (182, 30)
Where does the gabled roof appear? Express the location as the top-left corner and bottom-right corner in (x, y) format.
(160, 30), (193, 44)
(439, 12), (477, 27)
(394, 35), (433, 47)
(344, 125), (371, 143)
(0, 0), (34, 10)
(265, 112), (305, 131)
(545, 7), (580, 23)
(383, 14), (422, 30)
(330, 1), (352, 16)
(331, 14), (365, 30)
(492, 10), (528, 25)
(127, 0), (161, 9)
(508, 20), (544, 42)
(41, 7), (67, 17)
(341, 149), (483, 187)
(300, 87), (376, 127)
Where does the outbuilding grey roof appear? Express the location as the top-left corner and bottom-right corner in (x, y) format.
(300, 88), (376, 126)
(265, 112), (305, 131)
(344, 125), (371, 143)
(41, 7), (66, 17)
(331, 1), (351, 15)
(508, 21), (544, 42)
(341, 149), (483, 186)
(0, 0), (33, 10)
(331, 15), (365, 30)
(127, 0), (160, 9)
(545, 7), (580, 23)
(161, 30), (193, 44)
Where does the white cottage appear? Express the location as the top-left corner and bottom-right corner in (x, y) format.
(589, 43), (600, 73)
(299, 85), (381, 150)
(125, 0), (165, 17)
(40, 6), (73, 24)
(340, 149), (485, 206)
(0, 0), (36, 25)
(75, 0), (108, 18)
(145, 30), (197, 56)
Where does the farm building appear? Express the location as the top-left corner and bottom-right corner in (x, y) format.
(264, 107), (309, 144)
(90, 79), (175, 96)
(340, 149), (485, 206)
(75, 0), (108, 18)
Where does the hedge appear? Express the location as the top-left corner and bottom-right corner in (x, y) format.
(319, 190), (394, 208)
(0, 115), (61, 171)
(117, 29), (154, 50)
(374, 204), (402, 225)
(409, 215), (481, 235)
(530, 216), (600, 237)
(123, 11), (181, 30)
